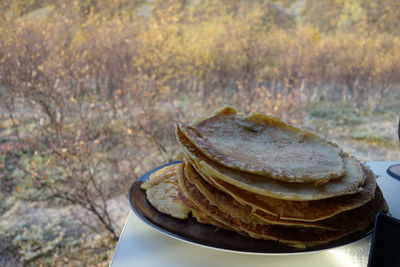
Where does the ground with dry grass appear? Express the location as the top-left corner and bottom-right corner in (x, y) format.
(1, 100), (399, 266)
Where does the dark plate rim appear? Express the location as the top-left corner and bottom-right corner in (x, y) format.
(387, 164), (400, 181)
(128, 161), (373, 255)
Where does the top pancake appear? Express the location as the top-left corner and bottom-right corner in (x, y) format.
(179, 106), (345, 184)
(176, 127), (365, 201)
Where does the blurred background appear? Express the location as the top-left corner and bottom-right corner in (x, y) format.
(0, 0), (399, 265)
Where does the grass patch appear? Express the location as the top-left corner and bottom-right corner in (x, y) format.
(373, 102), (400, 116)
(351, 130), (397, 147)
(307, 106), (363, 126)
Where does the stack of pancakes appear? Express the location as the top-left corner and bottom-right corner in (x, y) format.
(145, 107), (388, 248)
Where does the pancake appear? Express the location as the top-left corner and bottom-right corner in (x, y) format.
(179, 106), (345, 185)
(191, 210), (230, 229)
(141, 163), (233, 228)
(140, 164), (191, 219)
(199, 164), (376, 221)
(177, 162), (361, 248)
(185, 160), (379, 231)
(141, 164), (181, 190)
(175, 181), (231, 229)
(252, 185), (388, 232)
(176, 127), (365, 201)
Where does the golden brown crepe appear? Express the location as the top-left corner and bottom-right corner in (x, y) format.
(176, 127), (365, 201)
(140, 164), (191, 219)
(179, 106), (345, 185)
(178, 162), (386, 248)
(141, 164), (181, 190)
(197, 164), (376, 221)
(141, 163), (230, 228)
(184, 161), (383, 231)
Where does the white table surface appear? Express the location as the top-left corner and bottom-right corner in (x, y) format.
(110, 161), (400, 267)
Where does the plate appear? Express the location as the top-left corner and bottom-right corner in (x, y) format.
(387, 164), (400, 181)
(128, 162), (373, 255)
